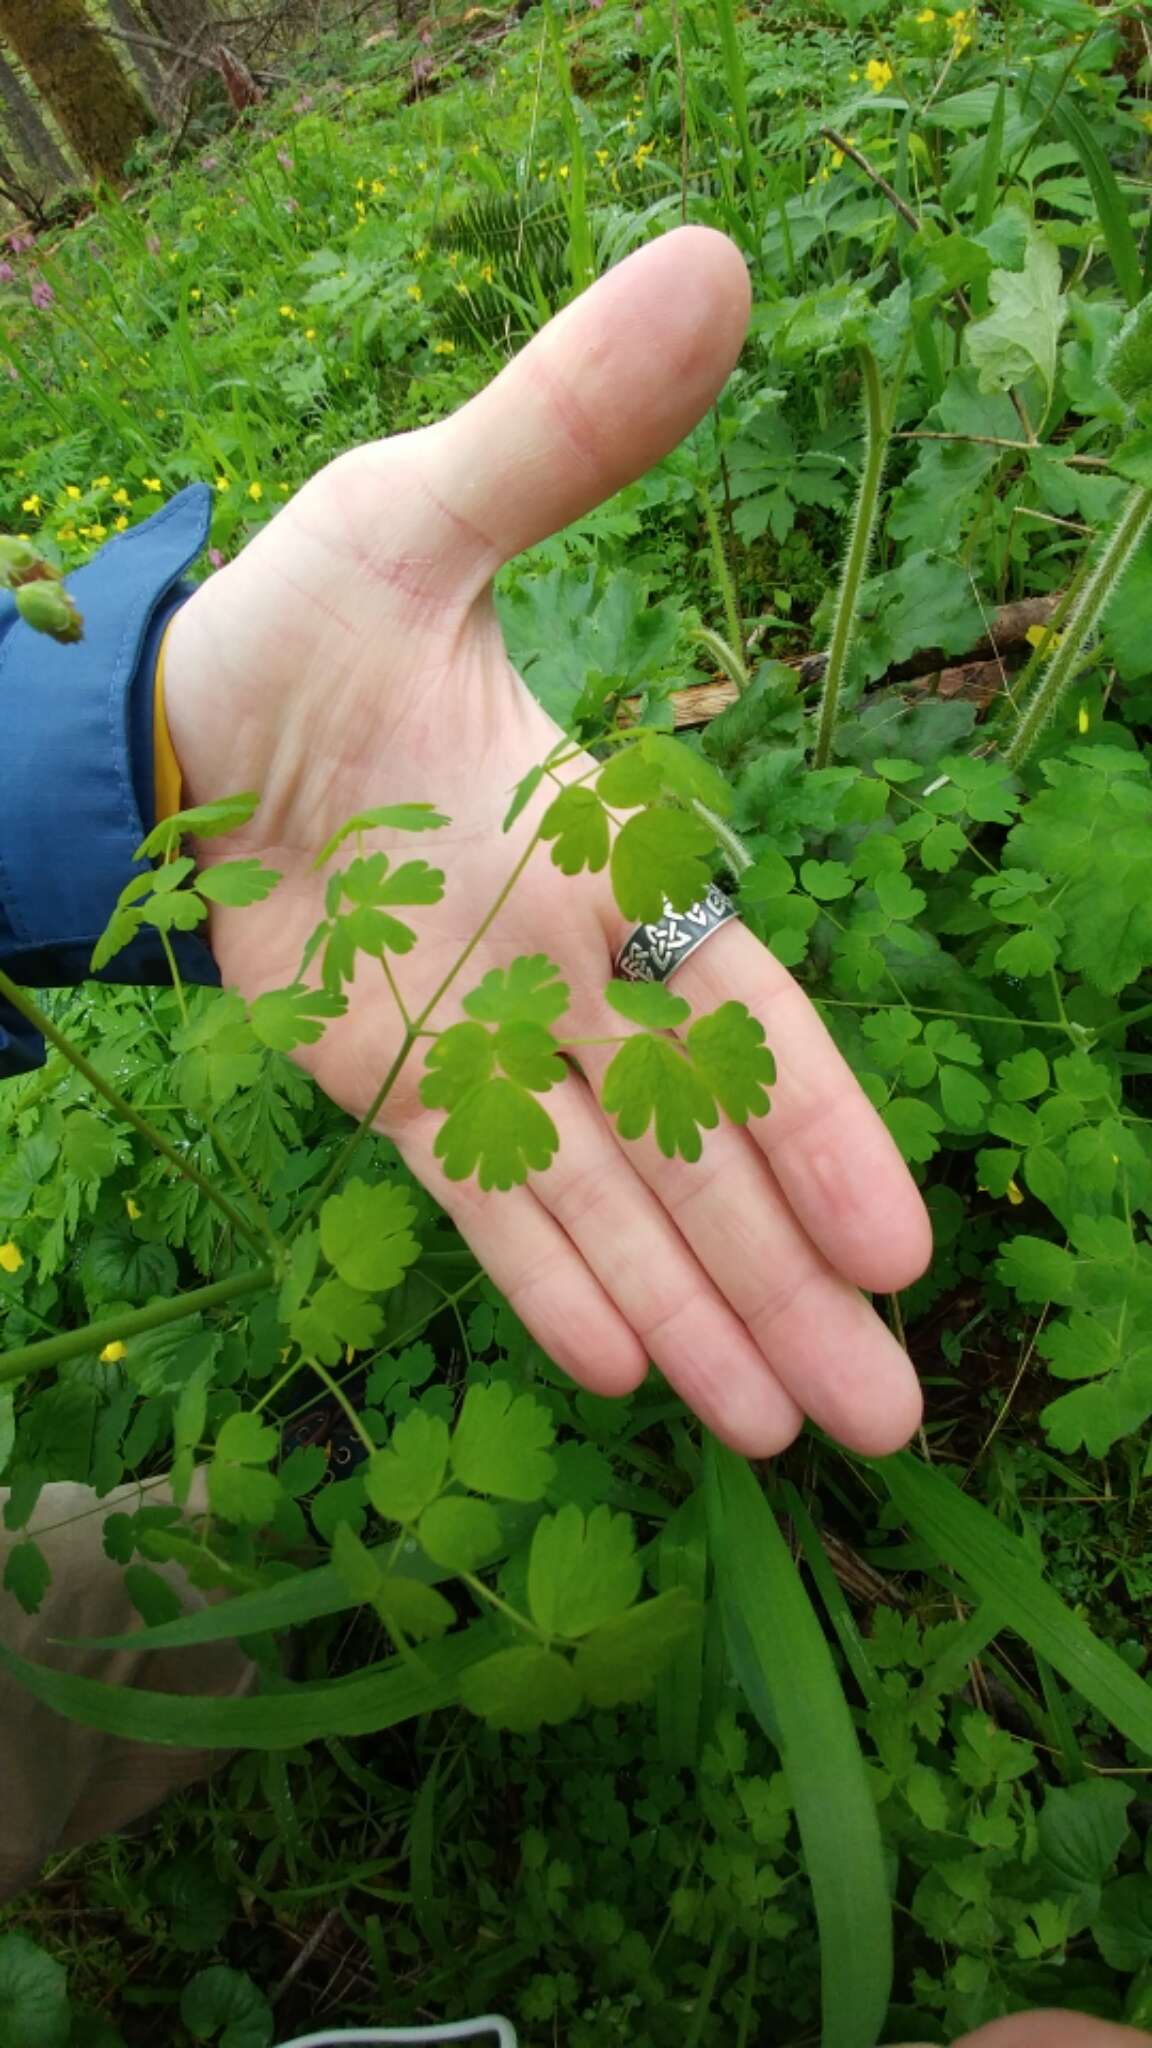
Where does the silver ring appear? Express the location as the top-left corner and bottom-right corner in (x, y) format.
(614, 883), (738, 984)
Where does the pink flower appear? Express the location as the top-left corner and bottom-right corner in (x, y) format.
(277, 149), (294, 173)
(8, 232), (32, 255)
(294, 92), (314, 112)
(29, 279), (54, 310)
(201, 154), (219, 171)
(208, 547), (225, 569)
(283, 196), (299, 215)
(0, 262), (14, 285)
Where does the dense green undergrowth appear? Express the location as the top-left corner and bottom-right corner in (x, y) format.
(4, 0), (1152, 2043)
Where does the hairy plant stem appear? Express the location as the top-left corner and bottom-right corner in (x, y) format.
(812, 348), (888, 770)
(1, 1267), (273, 1384)
(1003, 482), (1152, 770)
(0, 968), (266, 1256)
(697, 484), (745, 675)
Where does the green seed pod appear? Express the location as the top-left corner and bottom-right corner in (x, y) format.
(14, 578), (83, 643)
(1105, 292), (1152, 418)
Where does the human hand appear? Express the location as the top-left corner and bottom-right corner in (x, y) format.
(896, 2015), (1152, 2047)
(162, 226), (931, 1456)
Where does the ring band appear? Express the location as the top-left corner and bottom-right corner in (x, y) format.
(614, 883), (738, 984)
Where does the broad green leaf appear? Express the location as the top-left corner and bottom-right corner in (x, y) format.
(603, 980), (691, 1030)
(0, 1934), (70, 2048)
(1092, 1875), (1152, 1973)
(540, 785), (610, 875)
(880, 1453), (1152, 1759)
(0, 1625), (498, 1747)
(248, 982), (347, 1051)
(61, 1110), (124, 1182)
(997, 1235), (1078, 1304)
(313, 803), (450, 869)
(288, 1277), (384, 1365)
(573, 1589), (699, 1707)
(610, 808), (714, 922)
(966, 231), (1066, 400)
(373, 1575), (455, 1642)
(1036, 1780), (1133, 1902)
(196, 858), (280, 907)
(432, 1075), (560, 1190)
(601, 1033), (718, 1162)
(418, 1496), (502, 1571)
(686, 1002), (776, 1123)
(462, 955), (570, 1027)
(527, 1504), (641, 1638)
(137, 791), (259, 861)
(492, 1021), (567, 1093)
(706, 1442), (892, 2048)
(319, 1177), (419, 1294)
(459, 1646), (582, 1731)
(364, 1411), (450, 1523)
(450, 1382), (556, 1500)
(420, 1022), (494, 1110)
(180, 1965), (273, 2048)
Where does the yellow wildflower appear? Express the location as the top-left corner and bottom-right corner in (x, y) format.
(189, 287), (202, 301)
(916, 4), (935, 16)
(78, 356), (90, 369)
(1025, 623), (1063, 653)
(58, 523), (77, 542)
(304, 326), (317, 340)
(355, 176), (366, 191)
(279, 483), (290, 495)
(480, 262), (494, 284)
(248, 480), (264, 502)
(433, 338), (455, 354)
(0, 1242), (23, 1275)
(865, 56), (893, 91)
(1006, 1180), (1024, 1206)
(633, 141), (655, 168)
(142, 477), (162, 493)
(1078, 701), (1090, 734)
(279, 303), (296, 319)
(114, 515), (128, 532)
(407, 283), (423, 302)
(65, 484), (81, 501)
(355, 200), (367, 220)
(215, 475), (230, 492)
(21, 494), (40, 515)
(100, 1340), (127, 1363)
(112, 488), (130, 506)
(595, 149), (609, 167)
(93, 475), (111, 489)
(558, 163), (570, 180)
(848, 68), (859, 83)
(125, 1196), (141, 1220)
(371, 179), (386, 195)
(90, 523), (107, 541)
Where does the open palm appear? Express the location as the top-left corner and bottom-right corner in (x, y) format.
(163, 227), (931, 1457)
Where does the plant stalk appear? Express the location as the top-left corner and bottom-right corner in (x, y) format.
(1, 1267), (273, 1384)
(1004, 482), (1152, 770)
(812, 347), (888, 770)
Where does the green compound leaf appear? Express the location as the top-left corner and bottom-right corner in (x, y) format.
(573, 1588), (700, 1707)
(603, 980), (691, 1030)
(686, 1002), (776, 1123)
(313, 803), (451, 870)
(492, 1020), (567, 1093)
(207, 1412), (283, 1529)
(319, 1177), (419, 1294)
(450, 1382), (556, 1501)
(462, 954), (570, 1027)
(3, 1540), (50, 1617)
(601, 1033), (719, 1162)
(528, 1503), (642, 1638)
(459, 1646), (582, 1732)
(597, 748), (663, 807)
(420, 1022), (494, 1111)
(196, 857), (281, 907)
(610, 807), (714, 923)
(248, 982), (347, 1052)
(364, 1411), (450, 1524)
(418, 1496), (502, 1572)
(432, 1075), (560, 1190)
(373, 1574), (456, 1642)
(137, 790), (260, 862)
(540, 784), (610, 875)
(288, 1277), (383, 1367)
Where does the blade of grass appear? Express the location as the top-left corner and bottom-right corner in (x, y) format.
(1051, 98), (1142, 307)
(879, 1454), (1152, 1757)
(777, 1480), (880, 1709)
(655, 1487), (707, 1766)
(705, 1442), (892, 2048)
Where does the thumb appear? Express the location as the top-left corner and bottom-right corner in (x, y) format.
(424, 224), (750, 568)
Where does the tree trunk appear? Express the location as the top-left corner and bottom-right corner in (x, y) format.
(0, 49), (72, 187)
(0, 0), (153, 189)
(105, 0), (167, 111)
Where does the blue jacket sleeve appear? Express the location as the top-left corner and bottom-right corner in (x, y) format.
(0, 485), (222, 1079)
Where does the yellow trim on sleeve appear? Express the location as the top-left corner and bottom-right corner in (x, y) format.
(153, 624), (183, 823)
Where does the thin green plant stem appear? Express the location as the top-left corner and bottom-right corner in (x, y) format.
(304, 1357), (377, 1457)
(813, 348), (888, 769)
(696, 485), (745, 670)
(0, 968), (265, 1256)
(158, 927), (286, 1264)
(1004, 483), (1152, 770)
(1, 1267), (273, 1384)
